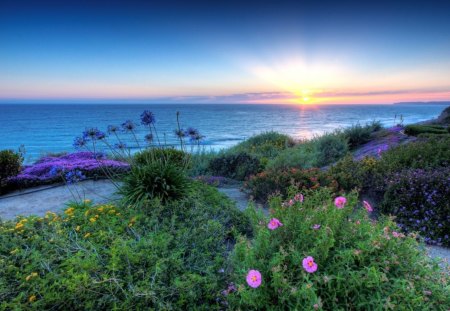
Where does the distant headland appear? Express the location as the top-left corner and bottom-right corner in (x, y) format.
(393, 101), (450, 105)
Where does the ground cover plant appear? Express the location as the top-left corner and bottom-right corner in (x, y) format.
(0, 182), (250, 309)
(404, 124), (448, 136)
(228, 189), (450, 309)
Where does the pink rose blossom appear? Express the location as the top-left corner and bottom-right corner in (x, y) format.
(294, 193), (304, 202)
(268, 218), (283, 230)
(302, 256), (318, 273)
(334, 196), (347, 209)
(312, 224), (321, 230)
(246, 270), (262, 288)
(363, 200), (373, 212)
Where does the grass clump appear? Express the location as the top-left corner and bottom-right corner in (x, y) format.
(342, 121), (382, 149)
(228, 189), (450, 309)
(0, 149), (23, 194)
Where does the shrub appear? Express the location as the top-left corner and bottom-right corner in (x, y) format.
(381, 168), (450, 246)
(404, 124), (447, 136)
(0, 183), (251, 309)
(229, 131), (295, 159)
(377, 136), (450, 173)
(267, 140), (318, 170)
(208, 152), (261, 181)
(244, 168), (338, 203)
(134, 148), (189, 169)
(315, 134), (348, 167)
(120, 160), (191, 205)
(188, 149), (217, 176)
(343, 121), (382, 149)
(0, 149), (23, 193)
(228, 189), (449, 309)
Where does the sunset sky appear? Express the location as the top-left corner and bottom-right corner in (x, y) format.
(1, 0), (450, 104)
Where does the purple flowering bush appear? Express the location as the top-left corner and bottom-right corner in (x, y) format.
(382, 168), (450, 246)
(229, 188), (449, 309)
(5, 152), (129, 191)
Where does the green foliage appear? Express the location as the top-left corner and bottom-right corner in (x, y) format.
(381, 167), (450, 246)
(229, 189), (450, 309)
(0, 183), (250, 309)
(208, 152), (261, 181)
(120, 160), (191, 205)
(315, 134), (349, 167)
(343, 121), (382, 149)
(268, 133), (348, 170)
(244, 168), (338, 203)
(404, 124), (448, 136)
(377, 136), (450, 174)
(0, 149), (23, 193)
(187, 149), (218, 176)
(267, 140), (318, 170)
(229, 131), (295, 159)
(134, 148), (189, 169)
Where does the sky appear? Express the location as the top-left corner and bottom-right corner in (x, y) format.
(1, 0), (450, 104)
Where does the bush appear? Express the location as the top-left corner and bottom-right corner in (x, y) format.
(120, 160), (191, 204)
(404, 124), (447, 136)
(244, 168), (338, 203)
(228, 189), (449, 309)
(381, 168), (450, 246)
(0, 149), (23, 193)
(267, 133), (348, 170)
(208, 152), (261, 181)
(187, 149), (217, 176)
(343, 121), (382, 149)
(267, 140), (318, 170)
(315, 134), (348, 167)
(229, 132), (295, 159)
(0, 183), (251, 309)
(134, 148), (189, 169)
(377, 136), (450, 174)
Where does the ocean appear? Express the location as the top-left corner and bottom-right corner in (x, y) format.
(0, 103), (447, 164)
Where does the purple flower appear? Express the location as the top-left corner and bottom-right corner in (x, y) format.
(121, 120), (136, 132)
(73, 137), (87, 149)
(107, 125), (119, 134)
(140, 110), (156, 125)
(144, 133), (153, 144)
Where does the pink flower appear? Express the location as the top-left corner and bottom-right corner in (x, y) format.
(288, 199), (294, 206)
(246, 270), (262, 288)
(294, 193), (304, 202)
(334, 196), (347, 209)
(302, 256), (318, 273)
(268, 218), (283, 230)
(392, 231), (400, 238)
(363, 200), (373, 212)
(312, 224), (321, 230)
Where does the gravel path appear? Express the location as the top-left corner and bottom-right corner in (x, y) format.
(0, 180), (119, 220)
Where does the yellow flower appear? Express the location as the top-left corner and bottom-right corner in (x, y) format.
(84, 210), (90, 217)
(97, 206), (104, 213)
(89, 217), (97, 223)
(65, 207), (75, 216)
(83, 199), (91, 204)
(84, 232), (91, 238)
(25, 272), (38, 281)
(15, 222), (24, 230)
(29, 295), (37, 302)
(75, 225), (81, 232)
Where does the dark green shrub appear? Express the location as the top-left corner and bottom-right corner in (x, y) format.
(404, 124), (447, 136)
(315, 134), (348, 167)
(0, 149), (23, 193)
(381, 168), (450, 246)
(0, 183), (250, 309)
(244, 168), (338, 203)
(229, 189), (449, 309)
(134, 148), (189, 169)
(120, 160), (191, 204)
(343, 121), (382, 149)
(229, 131), (295, 159)
(208, 152), (261, 181)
